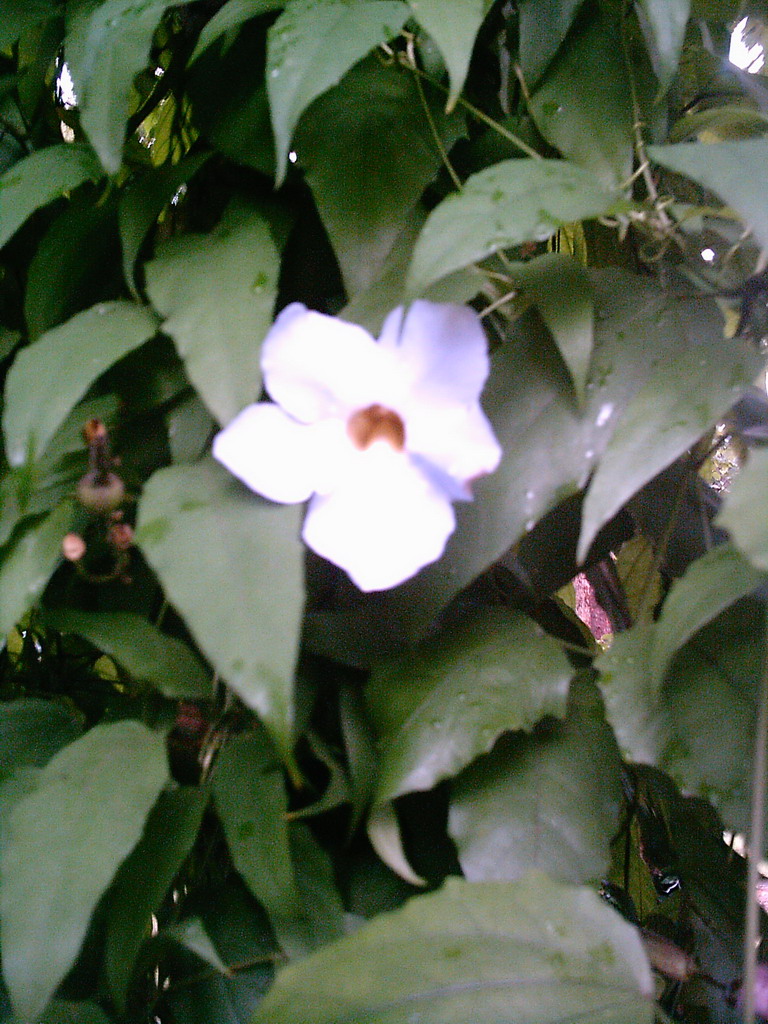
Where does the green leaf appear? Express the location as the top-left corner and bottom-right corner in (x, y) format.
(187, 23), (275, 177)
(528, 8), (633, 189)
(374, 271), (708, 641)
(507, 253), (593, 404)
(0, 501), (73, 640)
(367, 607), (572, 804)
(449, 677), (622, 885)
(716, 448), (768, 569)
(24, 191), (121, 340)
(0, 720), (169, 1023)
(295, 55), (465, 295)
(517, 0), (587, 87)
(166, 393), (217, 465)
(3, 300), (159, 467)
(105, 787), (207, 1012)
(213, 731), (305, 953)
(649, 543), (766, 688)
(189, 0), (285, 63)
(118, 152), (209, 295)
(658, 606), (765, 832)
(594, 624), (663, 763)
(408, 0), (485, 109)
(0, 0), (59, 51)
(577, 327), (762, 561)
(44, 609), (213, 700)
(290, 823), (346, 949)
(135, 460), (304, 758)
(37, 1001), (113, 1024)
(251, 874), (654, 1024)
(163, 917), (231, 975)
(0, 700), (82, 770)
(405, 158), (621, 297)
(144, 202), (279, 426)
(648, 141), (768, 251)
(0, 143), (102, 249)
(597, 600), (766, 833)
(636, 0), (691, 94)
(266, 0), (409, 183)
(340, 210), (483, 336)
(64, 0), (187, 173)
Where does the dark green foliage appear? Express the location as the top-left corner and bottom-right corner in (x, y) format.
(0, 1), (766, 1022)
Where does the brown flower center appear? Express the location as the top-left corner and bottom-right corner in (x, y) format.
(346, 404), (406, 452)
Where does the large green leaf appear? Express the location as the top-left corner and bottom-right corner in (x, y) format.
(716, 447), (768, 569)
(0, 720), (169, 1023)
(44, 609), (213, 700)
(577, 326), (762, 561)
(0, 143), (102, 249)
(64, 0), (188, 173)
(0, 700), (82, 770)
(3, 300), (158, 467)
(507, 253), (593, 404)
(448, 677), (622, 886)
(637, 0), (690, 93)
(118, 152), (209, 295)
(0, 501), (73, 640)
(251, 874), (654, 1024)
(212, 731), (305, 954)
(517, 0), (587, 86)
(528, 8), (633, 189)
(295, 55), (465, 295)
(266, 0), (409, 182)
(648, 141), (768, 251)
(189, 0), (284, 63)
(144, 202), (279, 426)
(408, 0), (485, 109)
(374, 271), (713, 641)
(105, 787), (207, 1012)
(135, 460), (304, 757)
(24, 192), (121, 341)
(597, 599), (766, 833)
(405, 158), (621, 297)
(367, 607), (572, 804)
(649, 543), (766, 688)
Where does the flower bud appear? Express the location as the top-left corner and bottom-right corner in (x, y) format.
(77, 471), (125, 513)
(108, 522), (134, 550)
(62, 533), (86, 561)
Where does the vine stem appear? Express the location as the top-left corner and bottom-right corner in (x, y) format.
(401, 58), (542, 161)
(619, 9), (672, 232)
(411, 64), (463, 191)
(743, 607), (768, 1024)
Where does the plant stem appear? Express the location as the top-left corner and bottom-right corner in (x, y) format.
(743, 607), (768, 1024)
(402, 59), (542, 160)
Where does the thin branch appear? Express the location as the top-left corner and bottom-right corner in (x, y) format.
(619, 11), (672, 232)
(743, 610), (768, 1024)
(411, 64), (463, 191)
(401, 58), (542, 160)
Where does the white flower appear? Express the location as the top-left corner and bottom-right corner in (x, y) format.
(212, 300), (502, 591)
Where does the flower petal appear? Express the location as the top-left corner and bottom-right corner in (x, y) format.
(263, 303), (402, 422)
(406, 401), (503, 487)
(212, 403), (344, 504)
(302, 446), (456, 591)
(378, 300), (491, 407)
